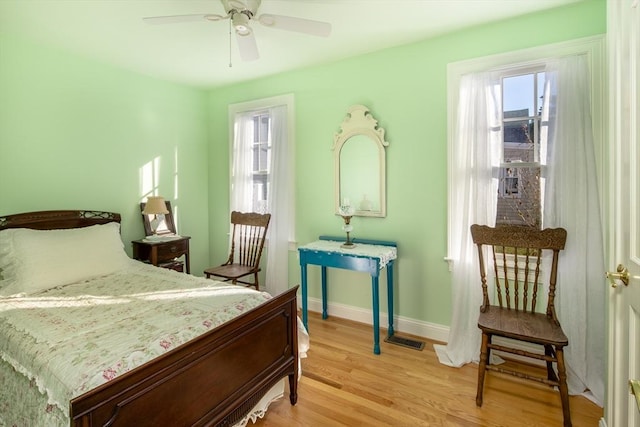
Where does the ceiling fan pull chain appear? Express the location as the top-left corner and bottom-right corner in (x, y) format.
(228, 18), (233, 68)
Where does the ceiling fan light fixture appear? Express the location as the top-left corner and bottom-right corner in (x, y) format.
(232, 11), (252, 35)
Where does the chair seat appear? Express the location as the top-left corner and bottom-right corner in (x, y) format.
(478, 305), (568, 346)
(204, 264), (257, 280)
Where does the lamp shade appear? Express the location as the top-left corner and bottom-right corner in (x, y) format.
(142, 196), (169, 215)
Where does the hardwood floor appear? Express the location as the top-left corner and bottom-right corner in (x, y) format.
(255, 311), (603, 426)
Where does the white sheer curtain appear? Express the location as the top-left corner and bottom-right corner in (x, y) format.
(543, 55), (605, 405)
(264, 105), (290, 295)
(435, 72), (501, 367)
(230, 105), (291, 296)
(230, 112), (255, 211)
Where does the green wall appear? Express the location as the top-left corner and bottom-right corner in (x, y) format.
(0, 0), (605, 330)
(0, 34), (211, 273)
(206, 0), (606, 326)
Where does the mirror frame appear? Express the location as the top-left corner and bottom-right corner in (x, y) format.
(140, 200), (176, 236)
(333, 105), (389, 217)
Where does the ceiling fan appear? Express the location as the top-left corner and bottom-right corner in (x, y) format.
(143, 0), (332, 62)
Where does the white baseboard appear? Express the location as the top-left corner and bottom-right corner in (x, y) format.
(299, 296), (450, 344)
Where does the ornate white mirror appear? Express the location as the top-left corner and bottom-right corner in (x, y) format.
(333, 105), (388, 217)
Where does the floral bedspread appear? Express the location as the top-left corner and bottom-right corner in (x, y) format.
(0, 261), (274, 419)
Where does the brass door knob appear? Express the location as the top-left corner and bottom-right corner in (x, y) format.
(606, 264), (630, 288)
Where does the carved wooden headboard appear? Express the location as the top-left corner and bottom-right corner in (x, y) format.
(0, 210), (121, 231)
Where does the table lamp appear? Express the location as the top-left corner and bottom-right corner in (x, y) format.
(338, 204), (356, 249)
(142, 196), (169, 238)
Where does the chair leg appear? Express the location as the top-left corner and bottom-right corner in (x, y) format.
(254, 272), (259, 290)
(545, 345), (559, 382)
(476, 332), (490, 407)
(555, 347), (572, 427)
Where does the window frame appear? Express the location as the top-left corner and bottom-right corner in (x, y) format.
(249, 110), (271, 213)
(496, 66), (545, 225)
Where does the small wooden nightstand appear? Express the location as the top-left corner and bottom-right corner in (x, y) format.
(132, 236), (191, 273)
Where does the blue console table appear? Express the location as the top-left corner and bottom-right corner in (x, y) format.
(298, 236), (397, 355)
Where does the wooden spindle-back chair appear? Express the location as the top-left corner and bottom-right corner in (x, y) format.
(470, 224), (571, 427)
(204, 211), (271, 290)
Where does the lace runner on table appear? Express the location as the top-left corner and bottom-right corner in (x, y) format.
(300, 240), (397, 269)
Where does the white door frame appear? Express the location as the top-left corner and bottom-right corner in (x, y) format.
(605, 1), (640, 426)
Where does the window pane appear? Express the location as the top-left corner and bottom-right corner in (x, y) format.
(250, 112), (271, 212)
(537, 72), (546, 114)
(503, 74), (535, 117)
(259, 115), (269, 142)
(504, 143), (536, 163)
(252, 174), (268, 213)
(252, 145), (260, 171)
(496, 166), (541, 227)
(253, 116), (260, 141)
(252, 144), (268, 172)
(259, 143), (268, 171)
(504, 119), (534, 144)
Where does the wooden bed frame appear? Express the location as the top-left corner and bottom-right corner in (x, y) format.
(0, 210), (299, 427)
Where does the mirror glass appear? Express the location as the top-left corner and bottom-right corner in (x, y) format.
(339, 135), (381, 213)
(334, 105), (388, 217)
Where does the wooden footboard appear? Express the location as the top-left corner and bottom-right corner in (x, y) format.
(70, 285), (299, 427)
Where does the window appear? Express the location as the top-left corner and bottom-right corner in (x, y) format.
(227, 94), (295, 295)
(496, 69), (545, 227)
(250, 111), (271, 213)
(228, 95), (293, 218)
(228, 98), (290, 217)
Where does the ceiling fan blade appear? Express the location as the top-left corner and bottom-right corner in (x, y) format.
(143, 14), (226, 25)
(257, 14), (331, 37)
(235, 31), (259, 61)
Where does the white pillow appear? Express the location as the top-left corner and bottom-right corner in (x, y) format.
(0, 230), (16, 282)
(0, 222), (131, 295)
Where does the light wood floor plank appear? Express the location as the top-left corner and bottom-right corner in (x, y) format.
(254, 312), (602, 426)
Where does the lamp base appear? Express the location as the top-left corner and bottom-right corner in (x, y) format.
(145, 234), (165, 241)
(341, 230), (356, 249)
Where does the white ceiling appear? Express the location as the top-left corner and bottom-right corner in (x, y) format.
(0, 0), (582, 89)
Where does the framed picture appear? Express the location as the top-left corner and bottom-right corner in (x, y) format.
(140, 201), (176, 236)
